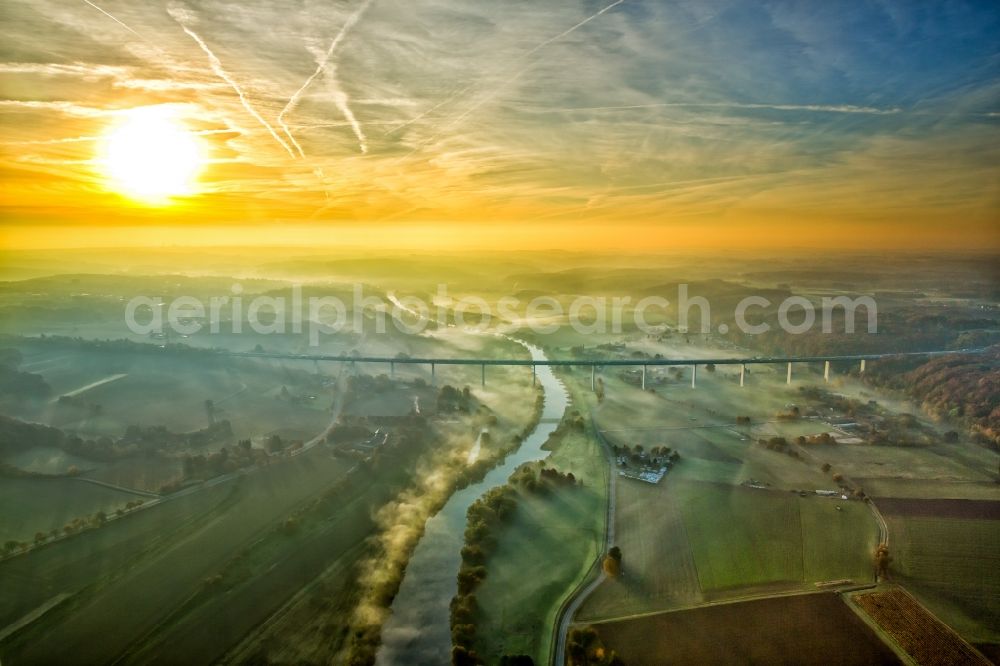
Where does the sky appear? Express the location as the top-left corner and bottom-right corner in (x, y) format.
(0, 0), (998, 250)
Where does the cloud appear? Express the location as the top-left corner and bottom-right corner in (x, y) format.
(0, 100), (116, 117)
(278, 0), (373, 157)
(536, 102), (902, 115)
(80, 0), (145, 40)
(167, 4), (296, 158)
(0, 0), (996, 244)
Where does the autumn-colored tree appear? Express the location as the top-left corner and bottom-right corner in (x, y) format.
(603, 546), (623, 577)
(874, 544), (892, 579)
(566, 626), (623, 666)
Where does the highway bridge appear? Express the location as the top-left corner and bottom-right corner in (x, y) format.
(230, 347), (977, 389)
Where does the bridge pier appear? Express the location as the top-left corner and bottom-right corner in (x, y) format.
(481, 364), (486, 388)
(591, 365), (596, 391)
(430, 362), (435, 385)
(824, 360), (831, 382)
(390, 361), (395, 379)
(691, 364), (698, 389)
(787, 361), (793, 385)
(532, 364), (536, 386)
(860, 359), (866, 373)
(740, 363), (746, 387)
(641, 365), (647, 391)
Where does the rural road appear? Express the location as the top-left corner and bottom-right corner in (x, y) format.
(294, 365), (347, 455)
(553, 411), (617, 666)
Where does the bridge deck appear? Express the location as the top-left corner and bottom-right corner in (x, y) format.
(232, 348), (971, 367)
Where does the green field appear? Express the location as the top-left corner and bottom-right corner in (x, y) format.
(0, 476), (138, 544)
(82, 456), (183, 494)
(468, 369), (608, 664)
(578, 469), (703, 620)
(11, 344), (334, 442)
(570, 355), (877, 621)
(580, 479), (877, 620)
(673, 481), (875, 592)
(472, 425), (607, 664)
(680, 483), (804, 591)
(2, 446), (98, 475)
(0, 447), (356, 664)
(886, 515), (1000, 643)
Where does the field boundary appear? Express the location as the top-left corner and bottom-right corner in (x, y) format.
(581, 585), (875, 627)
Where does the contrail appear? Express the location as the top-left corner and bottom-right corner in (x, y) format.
(169, 7), (295, 158)
(406, 0), (625, 155)
(533, 102), (902, 115)
(330, 87), (369, 154)
(383, 85), (471, 136)
(81, 0), (145, 40)
(450, 0), (625, 127)
(278, 0), (373, 156)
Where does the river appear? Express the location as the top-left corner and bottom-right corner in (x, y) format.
(377, 342), (569, 665)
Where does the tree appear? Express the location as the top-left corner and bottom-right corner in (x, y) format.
(874, 544), (892, 579)
(452, 646), (481, 666)
(267, 434), (285, 453)
(603, 546), (623, 577)
(567, 627), (606, 666)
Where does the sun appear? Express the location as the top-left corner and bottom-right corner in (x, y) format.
(100, 107), (206, 203)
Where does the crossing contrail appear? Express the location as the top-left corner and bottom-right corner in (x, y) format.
(383, 85), (471, 136)
(278, 0), (373, 156)
(81, 0), (144, 39)
(404, 0), (625, 156)
(168, 7), (296, 158)
(449, 0), (626, 128)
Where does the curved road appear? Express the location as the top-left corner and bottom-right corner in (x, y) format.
(553, 413), (617, 666)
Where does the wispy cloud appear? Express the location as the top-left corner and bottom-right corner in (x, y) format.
(168, 5), (296, 158)
(0, 99), (117, 117)
(534, 102), (903, 115)
(1, 0), (997, 244)
(80, 0), (144, 40)
(278, 0), (373, 157)
(0, 62), (128, 77)
(413, 0), (627, 151)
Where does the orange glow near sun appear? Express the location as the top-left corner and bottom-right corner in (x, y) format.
(99, 107), (207, 204)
